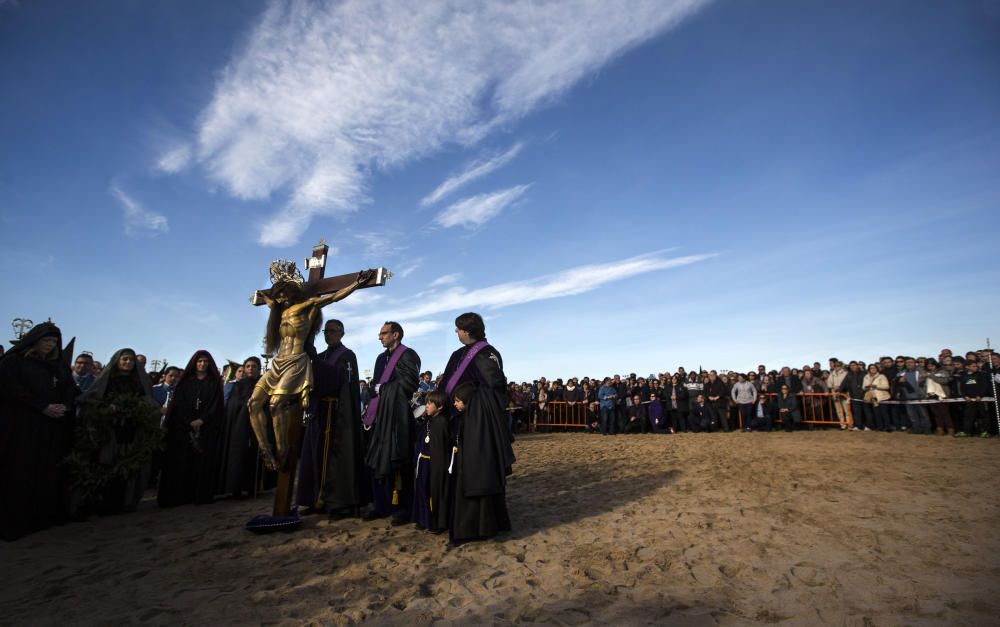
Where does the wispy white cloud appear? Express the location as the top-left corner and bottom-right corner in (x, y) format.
(395, 258), (423, 279)
(421, 142), (524, 207)
(395, 319), (447, 340)
(110, 185), (169, 237)
(435, 184), (530, 228)
(340, 251), (716, 334)
(429, 273), (462, 287)
(156, 144), (192, 173)
(352, 231), (410, 260)
(189, 0), (711, 246)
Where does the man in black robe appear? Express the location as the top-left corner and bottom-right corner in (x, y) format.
(440, 312), (515, 544)
(217, 356), (274, 497)
(0, 322), (78, 541)
(363, 321), (420, 525)
(296, 318), (365, 517)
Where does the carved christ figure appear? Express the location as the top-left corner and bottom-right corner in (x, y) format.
(248, 262), (374, 471)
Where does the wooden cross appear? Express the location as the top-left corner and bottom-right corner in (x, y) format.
(251, 240), (391, 306)
(249, 239), (390, 519)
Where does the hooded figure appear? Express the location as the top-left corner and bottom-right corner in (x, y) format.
(0, 322), (78, 540)
(158, 350), (224, 507)
(76, 347), (158, 514)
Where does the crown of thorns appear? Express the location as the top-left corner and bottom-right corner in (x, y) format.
(269, 259), (304, 285)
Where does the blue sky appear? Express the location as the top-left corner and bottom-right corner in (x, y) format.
(2, 0), (999, 381)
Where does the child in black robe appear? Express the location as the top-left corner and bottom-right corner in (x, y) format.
(411, 390), (450, 533)
(448, 382), (511, 545)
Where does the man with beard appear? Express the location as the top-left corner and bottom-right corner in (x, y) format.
(297, 318), (365, 517)
(363, 321), (420, 525)
(72, 353), (96, 393)
(217, 357), (274, 498)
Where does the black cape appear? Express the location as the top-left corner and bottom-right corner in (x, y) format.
(441, 341), (515, 542)
(217, 376), (274, 497)
(364, 346), (420, 483)
(158, 368), (224, 507)
(0, 323), (77, 541)
(297, 345), (365, 511)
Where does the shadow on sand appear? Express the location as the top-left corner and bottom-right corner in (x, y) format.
(505, 452), (680, 539)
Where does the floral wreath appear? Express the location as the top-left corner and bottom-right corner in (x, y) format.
(65, 394), (164, 503)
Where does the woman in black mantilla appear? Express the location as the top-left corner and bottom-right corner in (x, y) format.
(158, 350), (224, 507)
(0, 322), (78, 541)
(77, 347), (158, 514)
(440, 312), (515, 544)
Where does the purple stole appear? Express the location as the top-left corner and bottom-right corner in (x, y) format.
(324, 344), (348, 367)
(362, 345), (409, 427)
(316, 345), (348, 402)
(445, 341), (489, 395)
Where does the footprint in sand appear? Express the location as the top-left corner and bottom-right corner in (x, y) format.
(790, 562), (827, 587)
(719, 563), (745, 579)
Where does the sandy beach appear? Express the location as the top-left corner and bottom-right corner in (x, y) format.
(2, 431), (998, 626)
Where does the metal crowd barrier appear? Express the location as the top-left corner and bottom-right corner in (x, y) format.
(761, 392), (854, 428)
(530, 401), (591, 430)
(526, 394), (856, 431)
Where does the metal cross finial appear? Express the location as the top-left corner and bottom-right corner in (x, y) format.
(11, 318), (33, 339)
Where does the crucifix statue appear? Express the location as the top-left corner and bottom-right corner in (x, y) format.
(248, 240), (390, 517)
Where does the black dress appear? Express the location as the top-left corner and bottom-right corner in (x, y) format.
(0, 339), (77, 541)
(158, 376), (223, 506)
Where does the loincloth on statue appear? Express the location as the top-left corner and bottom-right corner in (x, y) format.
(255, 352), (314, 404)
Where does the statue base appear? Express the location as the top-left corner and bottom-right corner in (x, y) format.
(245, 509), (302, 534)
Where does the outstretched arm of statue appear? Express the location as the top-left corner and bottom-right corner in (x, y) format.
(311, 269), (377, 309)
(256, 291), (276, 308)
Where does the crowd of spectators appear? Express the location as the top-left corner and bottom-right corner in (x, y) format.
(499, 349), (1000, 438)
(4, 331), (997, 543)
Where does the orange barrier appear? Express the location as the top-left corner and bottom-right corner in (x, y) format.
(530, 401), (591, 430)
(525, 394), (854, 431)
(760, 392), (853, 429)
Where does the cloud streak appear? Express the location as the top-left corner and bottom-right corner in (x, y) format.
(189, 0), (711, 246)
(340, 251), (716, 333)
(156, 144), (192, 173)
(429, 273), (461, 287)
(421, 142), (524, 207)
(435, 184), (530, 228)
(110, 185), (168, 237)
